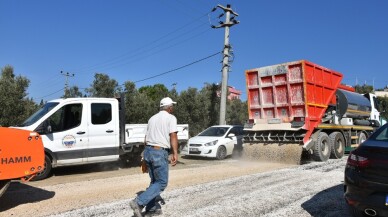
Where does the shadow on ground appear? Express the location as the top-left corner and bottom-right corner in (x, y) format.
(0, 182), (55, 211)
(49, 155), (143, 178)
(301, 184), (351, 217)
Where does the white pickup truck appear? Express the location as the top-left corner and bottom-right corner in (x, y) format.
(15, 97), (189, 180)
(125, 124), (189, 153)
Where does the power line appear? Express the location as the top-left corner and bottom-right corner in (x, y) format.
(73, 13), (212, 74)
(165, 0), (212, 19)
(34, 87), (65, 101)
(29, 10), (219, 92)
(92, 27), (213, 74)
(34, 52), (220, 101)
(130, 51), (221, 84)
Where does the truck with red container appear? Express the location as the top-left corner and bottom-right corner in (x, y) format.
(243, 60), (381, 163)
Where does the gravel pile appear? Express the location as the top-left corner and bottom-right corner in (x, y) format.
(243, 143), (303, 164)
(49, 158), (351, 217)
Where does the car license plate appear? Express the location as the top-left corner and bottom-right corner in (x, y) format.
(386, 195), (388, 206)
(190, 148), (198, 152)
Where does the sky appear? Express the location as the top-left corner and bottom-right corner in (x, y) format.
(0, 0), (387, 102)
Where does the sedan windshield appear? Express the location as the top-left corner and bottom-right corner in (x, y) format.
(198, 127), (229, 137)
(19, 102), (59, 127)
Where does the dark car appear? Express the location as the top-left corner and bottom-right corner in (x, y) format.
(344, 123), (388, 217)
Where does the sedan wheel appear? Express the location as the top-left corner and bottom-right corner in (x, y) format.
(216, 146), (227, 160)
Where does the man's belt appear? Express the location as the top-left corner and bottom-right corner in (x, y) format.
(146, 145), (170, 151)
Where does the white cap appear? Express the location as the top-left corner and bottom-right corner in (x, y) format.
(160, 97), (177, 107)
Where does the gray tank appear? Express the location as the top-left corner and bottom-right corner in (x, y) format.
(336, 89), (371, 119)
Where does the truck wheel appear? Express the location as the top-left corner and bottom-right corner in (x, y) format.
(329, 132), (345, 159)
(32, 155), (52, 181)
(312, 132), (331, 162)
(178, 142), (186, 154)
(216, 146), (227, 160)
(358, 132), (367, 145)
(0, 180), (10, 197)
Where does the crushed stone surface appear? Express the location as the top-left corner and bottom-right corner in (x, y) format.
(0, 157), (351, 217)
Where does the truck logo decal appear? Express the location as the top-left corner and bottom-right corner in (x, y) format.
(1, 156), (32, 164)
(62, 135), (76, 148)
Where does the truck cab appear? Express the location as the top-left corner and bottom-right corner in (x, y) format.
(16, 98), (120, 180)
(364, 93), (381, 126)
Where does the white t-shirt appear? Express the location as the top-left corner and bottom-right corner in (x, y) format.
(146, 110), (178, 149)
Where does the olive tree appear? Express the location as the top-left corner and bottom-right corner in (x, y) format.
(85, 73), (121, 97)
(0, 65), (38, 126)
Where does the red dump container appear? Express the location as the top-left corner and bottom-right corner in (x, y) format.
(245, 60), (343, 139)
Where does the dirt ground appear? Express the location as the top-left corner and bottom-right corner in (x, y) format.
(0, 155), (293, 217)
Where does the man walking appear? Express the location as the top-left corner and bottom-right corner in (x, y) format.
(130, 97), (179, 217)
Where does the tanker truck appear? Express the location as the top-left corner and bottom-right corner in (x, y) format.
(0, 127), (45, 197)
(243, 60), (381, 163)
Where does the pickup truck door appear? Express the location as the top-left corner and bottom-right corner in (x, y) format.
(86, 101), (119, 163)
(42, 102), (88, 165)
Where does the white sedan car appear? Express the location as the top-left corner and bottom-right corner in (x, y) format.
(181, 125), (244, 160)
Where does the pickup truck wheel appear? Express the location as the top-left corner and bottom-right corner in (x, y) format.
(0, 180), (10, 197)
(312, 132), (331, 162)
(329, 132), (345, 159)
(32, 155), (52, 181)
(216, 146), (227, 160)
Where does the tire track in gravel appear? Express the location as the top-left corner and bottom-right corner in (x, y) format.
(49, 158), (350, 217)
(1, 158), (290, 217)
(165, 160), (346, 217)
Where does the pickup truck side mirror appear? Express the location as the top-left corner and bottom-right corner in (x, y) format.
(46, 121), (53, 134)
(35, 120), (52, 135)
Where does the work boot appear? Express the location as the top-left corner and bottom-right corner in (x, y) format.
(144, 208), (162, 217)
(130, 199), (144, 217)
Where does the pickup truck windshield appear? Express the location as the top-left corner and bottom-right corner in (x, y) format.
(20, 102), (59, 127)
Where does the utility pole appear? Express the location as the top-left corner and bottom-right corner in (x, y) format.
(61, 71), (75, 95)
(211, 4), (239, 125)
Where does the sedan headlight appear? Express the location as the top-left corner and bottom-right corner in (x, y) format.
(204, 140), (218, 146)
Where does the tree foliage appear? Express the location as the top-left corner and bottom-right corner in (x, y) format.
(226, 99), (248, 125)
(354, 84), (374, 94)
(63, 86), (83, 98)
(175, 87), (204, 136)
(0, 65), (248, 134)
(123, 81), (156, 123)
(86, 73), (121, 97)
(0, 65), (38, 126)
(378, 96), (388, 121)
(122, 82), (245, 136)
